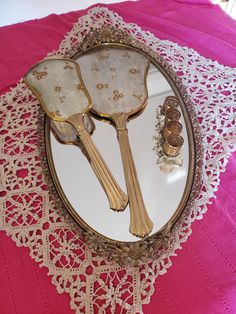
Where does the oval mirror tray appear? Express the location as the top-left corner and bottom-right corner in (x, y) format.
(41, 27), (202, 266)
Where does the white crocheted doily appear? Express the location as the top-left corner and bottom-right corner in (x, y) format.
(0, 7), (235, 313)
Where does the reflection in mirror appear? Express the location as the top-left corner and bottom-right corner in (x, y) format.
(48, 47), (190, 242)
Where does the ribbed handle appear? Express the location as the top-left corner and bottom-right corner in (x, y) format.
(112, 113), (153, 238)
(68, 113), (128, 211)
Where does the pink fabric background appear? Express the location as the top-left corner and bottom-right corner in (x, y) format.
(0, 0), (235, 313)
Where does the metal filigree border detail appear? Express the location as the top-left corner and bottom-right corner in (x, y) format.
(39, 26), (203, 266)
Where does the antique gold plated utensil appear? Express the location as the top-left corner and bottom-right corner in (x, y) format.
(164, 108), (181, 125)
(51, 114), (95, 147)
(78, 47), (153, 237)
(163, 134), (184, 157)
(24, 58), (128, 211)
(51, 115), (96, 163)
(51, 115), (114, 177)
(163, 120), (183, 138)
(161, 96), (180, 114)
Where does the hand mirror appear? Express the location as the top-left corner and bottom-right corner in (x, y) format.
(78, 47), (153, 238)
(24, 58), (128, 211)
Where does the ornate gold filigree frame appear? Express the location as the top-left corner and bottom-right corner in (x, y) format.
(41, 27), (203, 266)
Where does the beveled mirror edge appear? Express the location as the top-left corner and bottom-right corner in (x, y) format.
(40, 26), (203, 266)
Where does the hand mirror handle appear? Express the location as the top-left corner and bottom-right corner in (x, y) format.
(111, 113), (153, 237)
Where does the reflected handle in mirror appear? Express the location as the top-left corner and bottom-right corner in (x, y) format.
(111, 113), (153, 238)
(67, 113), (128, 211)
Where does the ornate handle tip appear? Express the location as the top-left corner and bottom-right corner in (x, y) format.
(129, 219), (154, 238)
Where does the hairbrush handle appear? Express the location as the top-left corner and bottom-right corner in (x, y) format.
(68, 113), (128, 211)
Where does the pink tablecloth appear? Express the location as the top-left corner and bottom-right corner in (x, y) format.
(0, 1), (236, 313)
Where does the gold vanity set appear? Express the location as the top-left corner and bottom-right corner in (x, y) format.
(24, 27), (198, 266)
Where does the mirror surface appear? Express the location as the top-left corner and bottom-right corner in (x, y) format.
(47, 46), (192, 242)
